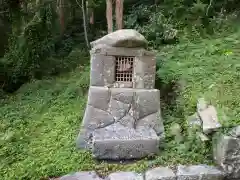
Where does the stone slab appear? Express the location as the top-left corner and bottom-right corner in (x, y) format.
(59, 171), (103, 180)
(90, 54), (104, 86)
(92, 123), (160, 160)
(198, 105), (221, 134)
(106, 172), (144, 180)
(135, 89), (160, 119)
(177, 165), (224, 180)
(88, 86), (110, 111)
(145, 167), (176, 180)
(136, 110), (164, 136)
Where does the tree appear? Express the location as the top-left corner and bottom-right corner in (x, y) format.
(106, 0), (124, 33)
(106, 0), (113, 33)
(76, 0), (90, 48)
(115, 0), (124, 30)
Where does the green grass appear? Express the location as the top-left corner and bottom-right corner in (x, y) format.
(1, 29), (240, 179)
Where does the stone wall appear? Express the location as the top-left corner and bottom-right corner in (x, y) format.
(57, 164), (224, 180)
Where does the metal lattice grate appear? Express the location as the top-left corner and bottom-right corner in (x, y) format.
(115, 56), (134, 82)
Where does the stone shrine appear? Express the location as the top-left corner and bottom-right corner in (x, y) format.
(76, 29), (164, 160)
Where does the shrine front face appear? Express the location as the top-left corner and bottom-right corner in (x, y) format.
(76, 30), (164, 160)
(90, 46), (156, 89)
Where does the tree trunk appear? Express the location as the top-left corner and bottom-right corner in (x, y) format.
(90, 9), (94, 25)
(59, 0), (65, 34)
(106, 0), (113, 33)
(81, 0), (90, 48)
(115, 0), (124, 30)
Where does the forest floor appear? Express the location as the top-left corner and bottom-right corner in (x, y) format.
(1, 28), (240, 179)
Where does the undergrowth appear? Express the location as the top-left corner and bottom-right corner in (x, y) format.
(1, 18), (240, 180)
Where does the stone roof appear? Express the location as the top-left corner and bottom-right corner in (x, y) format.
(90, 29), (147, 48)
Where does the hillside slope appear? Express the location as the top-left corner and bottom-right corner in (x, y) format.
(1, 29), (240, 179)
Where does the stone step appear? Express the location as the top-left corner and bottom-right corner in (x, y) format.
(92, 123), (160, 160)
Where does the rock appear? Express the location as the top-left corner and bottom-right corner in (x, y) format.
(90, 54), (104, 86)
(109, 99), (131, 121)
(106, 172), (144, 180)
(88, 86), (110, 111)
(197, 98), (208, 112)
(81, 105), (114, 130)
(187, 113), (202, 128)
(59, 171), (103, 180)
(197, 132), (210, 142)
(177, 164), (224, 180)
(92, 123), (160, 160)
(111, 88), (134, 104)
(135, 89), (160, 119)
(90, 29), (147, 48)
(213, 131), (240, 179)
(145, 167), (176, 180)
(118, 114), (135, 128)
(198, 105), (221, 134)
(228, 125), (240, 138)
(136, 110), (164, 136)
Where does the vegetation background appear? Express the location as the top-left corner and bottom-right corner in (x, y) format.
(0, 0), (240, 179)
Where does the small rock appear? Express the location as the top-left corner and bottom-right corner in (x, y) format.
(198, 105), (221, 134)
(213, 131), (240, 179)
(197, 98), (208, 112)
(145, 167), (176, 180)
(59, 171), (103, 180)
(228, 125), (240, 138)
(197, 132), (210, 142)
(106, 172), (144, 180)
(177, 164), (224, 180)
(187, 113), (202, 128)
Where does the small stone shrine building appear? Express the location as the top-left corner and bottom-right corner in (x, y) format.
(76, 29), (164, 160)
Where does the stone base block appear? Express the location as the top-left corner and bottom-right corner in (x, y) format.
(92, 123), (160, 160)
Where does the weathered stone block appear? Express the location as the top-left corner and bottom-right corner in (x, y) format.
(90, 54), (104, 86)
(103, 56), (115, 86)
(176, 165), (223, 180)
(92, 123), (159, 160)
(88, 86), (110, 111)
(198, 105), (221, 134)
(213, 130), (240, 179)
(111, 88), (134, 104)
(145, 167), (176, 180)
(106, 172), (144, 180)
(109, 99), (130, 121)
(136, 110), (164, 135)
(118, 114), (135, 128)
(82, 105), (114, 129)
(135, 89), (160, 119)
(59, 171), (103, 180)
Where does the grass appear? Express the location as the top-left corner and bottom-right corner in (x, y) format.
(1, 28), (240, 179)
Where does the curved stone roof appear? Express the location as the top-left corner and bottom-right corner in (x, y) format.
(90, 29), (147, 48)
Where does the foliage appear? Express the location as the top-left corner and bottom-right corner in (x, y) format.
(1, 1), (60, 91)
(125, 0), (240, 47)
